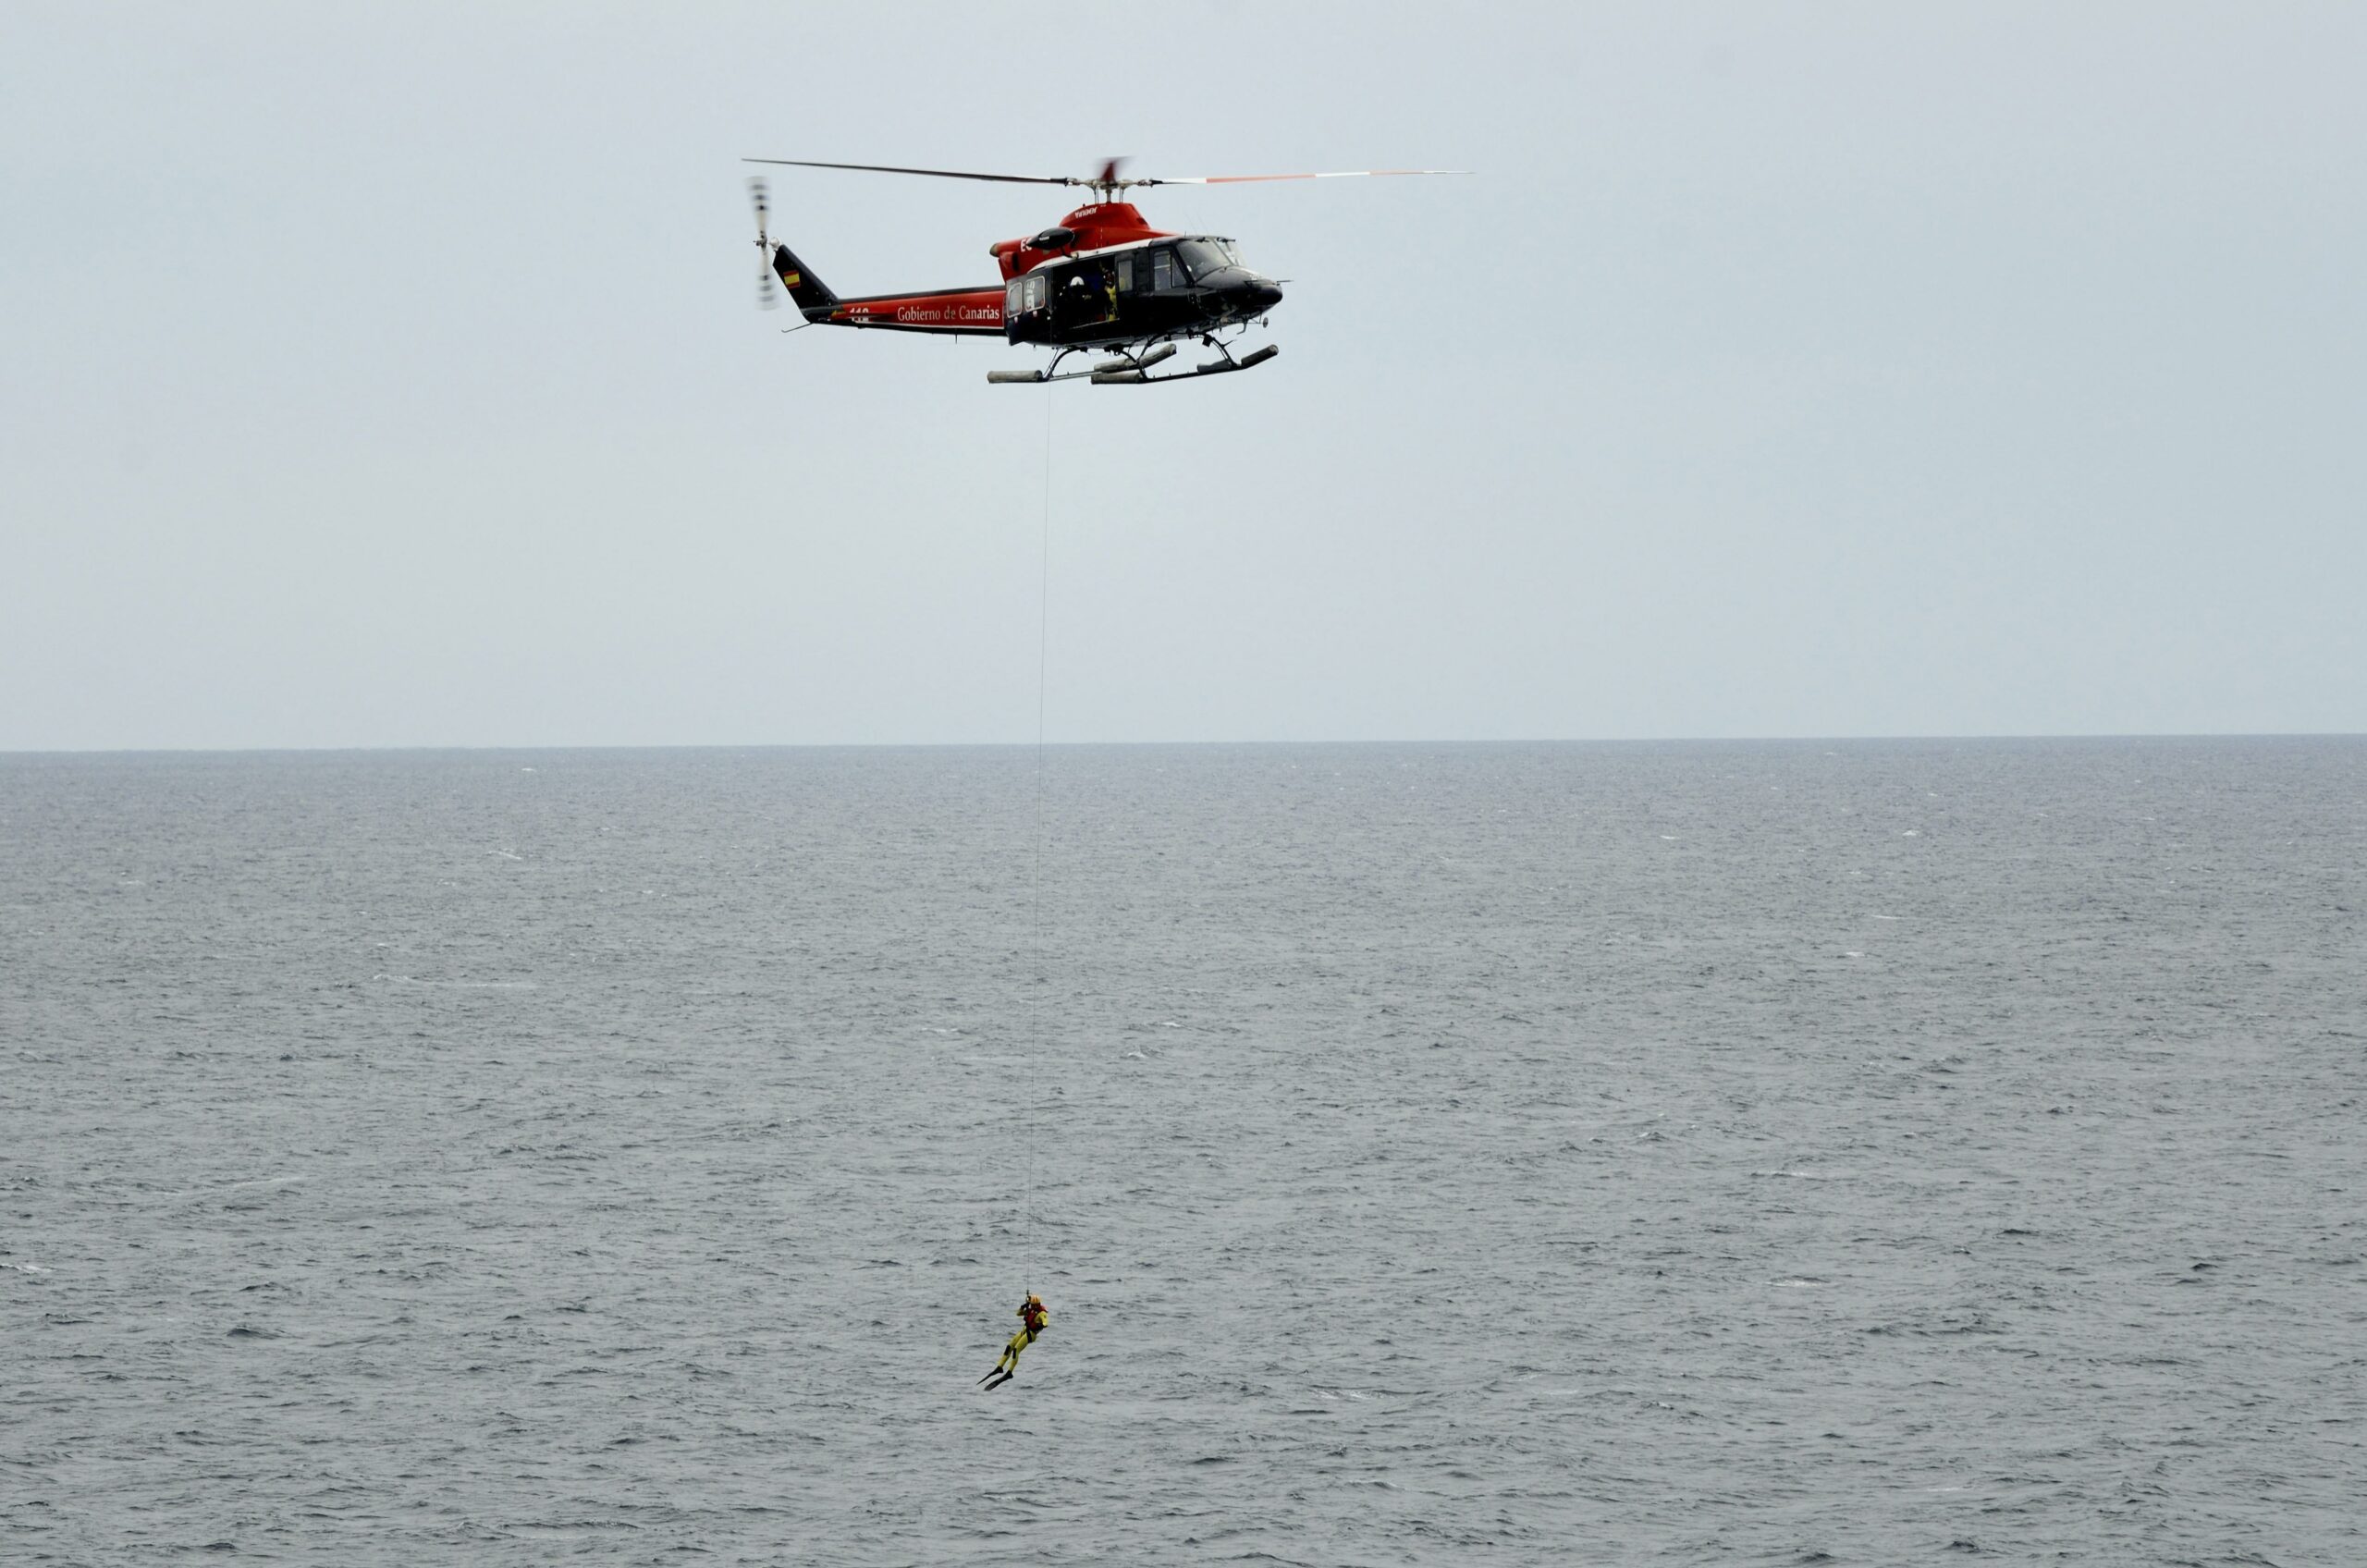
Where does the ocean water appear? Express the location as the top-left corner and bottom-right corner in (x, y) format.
(3, 739), (2361, 1565)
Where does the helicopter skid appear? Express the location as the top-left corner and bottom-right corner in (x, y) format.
(988, 342), (1276, 387)
(1098, 343), (1278, 385)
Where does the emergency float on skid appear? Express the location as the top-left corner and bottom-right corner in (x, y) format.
(745, 157), (1463, 386)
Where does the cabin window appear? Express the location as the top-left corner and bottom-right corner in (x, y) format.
(1024, 274), (1046, 312)
(1150, 247), (1178, 290)
(1176, 239), (1229, 279)
(1006, 278), (1025, 316)
(1114, 253), (1134, 292)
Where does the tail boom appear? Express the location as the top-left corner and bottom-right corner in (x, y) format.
(802, 285), (1005, 336)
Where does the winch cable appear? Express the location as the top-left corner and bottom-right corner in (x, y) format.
(1022, 381), (1053, 1284)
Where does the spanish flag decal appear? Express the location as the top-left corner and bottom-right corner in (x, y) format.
(782, 271), (802, 289)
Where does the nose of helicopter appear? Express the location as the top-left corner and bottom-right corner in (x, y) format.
(1240, 276), (1283, 317)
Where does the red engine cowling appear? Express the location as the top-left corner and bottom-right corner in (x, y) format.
(989, 202), (1170, 280)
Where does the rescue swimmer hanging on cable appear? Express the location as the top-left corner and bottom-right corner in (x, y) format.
(744, 156), (1464, 386)
(978, 1292), (1049, 1391)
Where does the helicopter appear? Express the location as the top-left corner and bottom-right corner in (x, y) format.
(743, 157), (1463, 386)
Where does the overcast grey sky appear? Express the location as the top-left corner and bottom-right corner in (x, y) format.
(5, 2), (2361, 749)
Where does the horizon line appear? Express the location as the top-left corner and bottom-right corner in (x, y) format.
(5, 729), (2363, 758)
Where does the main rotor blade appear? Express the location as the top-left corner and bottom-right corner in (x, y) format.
(742, 157), (1080, 186)
(1147, 168), (1469, 186)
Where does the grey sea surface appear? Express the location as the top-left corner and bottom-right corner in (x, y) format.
(3, 740), (2362, 1565)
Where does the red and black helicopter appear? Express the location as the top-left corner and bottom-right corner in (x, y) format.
(744, 157), (1462, 386)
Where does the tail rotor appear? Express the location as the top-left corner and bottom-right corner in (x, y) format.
(750, 176), (779, 311)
